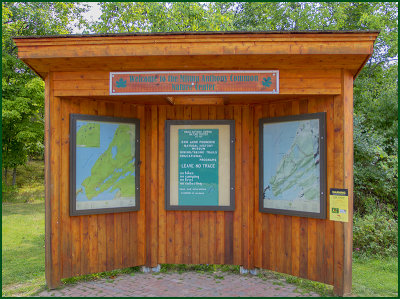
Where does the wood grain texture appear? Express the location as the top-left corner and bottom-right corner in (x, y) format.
(224, 105), (234, 265)
(150, 105), (159, 267)
(233, 106), (242, 266)
(256, 96), (343, 287)
(216, 106), (225, 265)
(248, 106), (255, 269)
(46, 97), (145, 289)
(145, 106), (153, 266)
(253, 105), (262, 269)
(46, 94), (349, 295)
(15, 33), (377, 73)
(44, 73), (54, 287)
(333, 91), (345, 295)
(158, 106), (167, 264)
(60, 97), (72, 278)
(324, 96), (335, 285)
(137, 105), (146, 265)
(51, 69), (342, 97)
(50, 91), (62, 287)
(342, 70), (354, 295)
(166, 106), (176, 264)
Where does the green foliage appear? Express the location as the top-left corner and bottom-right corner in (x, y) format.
(2, 2), (89, 181)
(2, 77), (45, 167)
(231, 2), (398, 216)
(353, 209), (398, 257)
(353, 63), (398, 214)
(3, 2), (398, 214)
(233, 2), (398, 62)
(2, 160), (44, 203)
(354, 115), (398, 214)
(61, 267), (141, 285)
(257, 269), (334, 297)
(90, 2), (236, 33)
(159, 263), (239, 274)
(90, 3), (398, 217)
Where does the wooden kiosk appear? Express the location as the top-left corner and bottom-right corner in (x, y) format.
(15, 31), (378, 296)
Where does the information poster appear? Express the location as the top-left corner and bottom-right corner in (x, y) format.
(178, 129), (219, 206)
(259, 112), (327, 219)
(166, 120), (235, 211)
(329, 188), (349, 222)
(70, 114), (140, 216)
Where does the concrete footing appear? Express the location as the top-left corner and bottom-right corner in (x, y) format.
(240, 266), (258, 275)
(141, 264), (161, 273)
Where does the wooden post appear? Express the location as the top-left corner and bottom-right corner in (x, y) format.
(333, 70), (354, 296)
(342, 70), (354, 296)
(44, 73), (52, 288)
(45, 73), (62, 289)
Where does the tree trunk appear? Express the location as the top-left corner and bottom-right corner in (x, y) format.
(12, 167), (17, 186)
(4, 168), (8, 186)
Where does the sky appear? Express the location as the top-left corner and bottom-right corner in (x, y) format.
(73, 2), (101, 34)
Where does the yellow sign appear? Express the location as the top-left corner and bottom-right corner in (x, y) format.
(329, 189), (349, 222)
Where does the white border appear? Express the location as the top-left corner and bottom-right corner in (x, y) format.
(110, 70), (279, 95)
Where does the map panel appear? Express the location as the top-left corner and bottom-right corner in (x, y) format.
(75, 120), (136, 211)
(262, 119), (320, 213)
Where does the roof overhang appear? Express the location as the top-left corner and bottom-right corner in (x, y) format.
(14, 31), (379, 80)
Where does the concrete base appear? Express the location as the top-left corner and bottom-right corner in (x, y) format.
(240, 266), (258, 275)
(141, 264), (161, 273)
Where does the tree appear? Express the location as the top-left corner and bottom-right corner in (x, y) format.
(2, 2), (89, 185)
(90, 2), (397, 215)
(90, 2), (236, 33)
(3, 2), (397, 214)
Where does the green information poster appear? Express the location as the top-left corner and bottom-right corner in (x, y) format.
(178, 129), (219, 206)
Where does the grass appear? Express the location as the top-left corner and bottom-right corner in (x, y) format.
(2, 160), (398, 297)
(61, 267), (141, 285)
(3, 199), (398, 297)
(257, 256), (398, 297)
(2, 199), (140, 297)
(269, 271), (335, 297)
(2, 201), (46, 296)
(352, 255), (398, 297)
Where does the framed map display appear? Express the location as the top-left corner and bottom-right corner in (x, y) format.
(259, 113), (326, 218)
(165, 120), (235, 211)
(70, 114), (140, 216)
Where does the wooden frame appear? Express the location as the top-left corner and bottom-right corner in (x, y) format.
(165, 120), (235, 211)
(70, 113), (140, 216)
(259, 112), (327, 219)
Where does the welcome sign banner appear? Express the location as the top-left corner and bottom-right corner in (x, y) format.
(110, 70), (279, 95)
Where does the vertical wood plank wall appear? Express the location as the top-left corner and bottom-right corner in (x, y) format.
(47, 94), (348, 291)
(47, 96), (146, 284)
